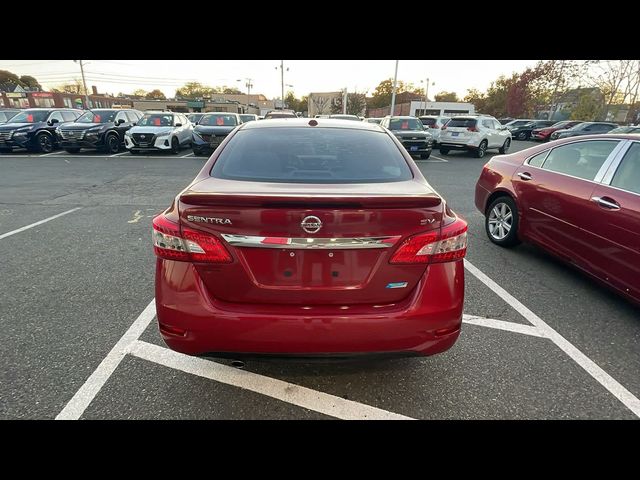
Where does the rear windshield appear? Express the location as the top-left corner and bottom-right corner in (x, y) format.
(388, 118), (423, 130)
(420, 118), (437, 127)
(210, 128), (413, 184)
(447, 118), (477, 128)
(200, 114), (238, 126)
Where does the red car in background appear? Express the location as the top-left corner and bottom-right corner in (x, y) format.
(153, 119), (467, 358)
(531, 120), (583, 141)
(475, 134), (640, 304)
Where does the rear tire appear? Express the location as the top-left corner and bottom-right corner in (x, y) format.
(129, 150), (139, 155)
(420, 151), (431, 159)
(485, 196), (520, 247)
(475, 140), (488, 158)
(499, 138), (511, 154)
(65, 148), (81, 154)
(516, 132), (528, 141)
(439, 148), (449, 155)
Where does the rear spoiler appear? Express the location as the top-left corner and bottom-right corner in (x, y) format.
(179, 193), (442, 209)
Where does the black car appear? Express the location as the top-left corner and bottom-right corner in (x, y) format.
(379, 116), (433, 159)
(552, 122), (619, 140)
(0, 108), (81, 153)
(188, 113), (205, 125)
(508, 120), (557, 140)
(0, 109), (21, 124)
(192, 112), (241, 156)
(56, 109), (143, 154)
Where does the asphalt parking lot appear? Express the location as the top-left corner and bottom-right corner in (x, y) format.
(1, 140), (639, 420)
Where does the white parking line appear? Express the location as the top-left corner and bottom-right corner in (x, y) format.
(39, 151), (66, 157)
(464, 259), (640, 418)
(0, 207), (82, 240)
(109, 152), (129, 157)
(130, 340), (413, 420)
(427, 155), (449, 162)
(462, 314), (545, 338)
(56, 300), (157, 420)
(180, 152), (194, 158)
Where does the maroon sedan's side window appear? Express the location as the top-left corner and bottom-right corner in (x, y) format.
(541, 140), (619, 181)
(528, 151), (548, 167)
(610, 143), (640, 194)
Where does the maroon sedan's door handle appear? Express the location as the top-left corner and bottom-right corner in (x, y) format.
(517, 172), (532, 181)
(592, 196), (621, 210)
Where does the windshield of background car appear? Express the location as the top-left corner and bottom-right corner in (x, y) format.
(569, 123), (589, 130)
(366, 118), (381, 124)
(550, 121), (570, 128)
(447, 118), (477, 128)
(389, 118), (423, 130)
(188, 114), (202, 122)
(420, 118), (437, 127)
(210, 128), (413, 184)
(76, 110), (117, 123)
(0, 111), (18, 122)
(506, 120), (531, 127)
(266, 113), (296, 118)
(8, 110), (49, 123)
(200, 114), (238, 126)
(137, 114), (174, 127)
(240, 115), (255, 122)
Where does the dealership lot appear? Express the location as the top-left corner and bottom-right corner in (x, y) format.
(1, 140), (639, 420)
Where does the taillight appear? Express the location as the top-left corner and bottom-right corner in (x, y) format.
(152, 214), (232, 263)
(389, 218), (467, 264)
(431, 125), (440, 129)
(467, 126), (479, 132)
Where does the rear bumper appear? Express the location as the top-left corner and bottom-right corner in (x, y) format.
(475, 182), (492, 214)
(155, 259), (464, 357)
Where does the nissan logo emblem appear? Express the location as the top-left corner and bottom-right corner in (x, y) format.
(301, 215), (322, 234)
(141, 135), (146, 139)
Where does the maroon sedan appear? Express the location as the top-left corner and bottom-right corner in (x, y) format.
(476, 134), (640, 304)
(531, 120), (583, 141)
(153, 119), (468, 357)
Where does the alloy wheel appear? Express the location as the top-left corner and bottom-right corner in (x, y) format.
(488, 202), (513, 240)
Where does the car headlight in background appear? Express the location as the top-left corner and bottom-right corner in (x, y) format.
(13, 128), (30, 137)
(85, 128), (101, 137)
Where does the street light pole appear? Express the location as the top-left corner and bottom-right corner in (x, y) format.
(424, 77), (429, 114)
(343, 88), (347, 114)
(280, 60), (284, 110)
(390, 60), (399, 116)
(74, 60), (89, 109)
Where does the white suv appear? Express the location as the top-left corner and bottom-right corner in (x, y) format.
(125, 112), (193, 154)
(419, 115), (450, 144)
(439, 115), (511, 158)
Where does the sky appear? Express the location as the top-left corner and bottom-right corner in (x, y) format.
(1, 60), (541, 100)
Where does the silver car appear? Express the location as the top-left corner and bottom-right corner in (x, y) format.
(125, 112), (193, 154)
(419, 115), (451, 144)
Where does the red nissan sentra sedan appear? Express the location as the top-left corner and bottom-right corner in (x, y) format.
(153, 118), (467, 358)
(475, 134), (640, 304)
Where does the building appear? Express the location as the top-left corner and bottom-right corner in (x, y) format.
(368, 100), (475, 118)
(0, 84), (133, 110)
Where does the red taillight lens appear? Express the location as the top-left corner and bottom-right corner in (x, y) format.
(152, 215), (232, 263)
(467, 126), (479, 132)
(389, 218), (467, 264)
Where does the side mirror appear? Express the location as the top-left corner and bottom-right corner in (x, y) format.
(116, 118), (125, 125)
(49, 118), (59, 125)
(195, 122), (198, 125)
(175, 123), (182, 127)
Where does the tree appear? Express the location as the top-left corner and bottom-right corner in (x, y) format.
(0, 69), (23, 88)
(222, 86), (242, 94)
(175, 82), (214, 100)
(331, 91), (367, 116)
(464, 88), (487, 113)
(145, 89), (166, 100)
(369, 78), (417, 109)
(434, 91), (459, 102)
(298, 95), (308, 114)
(19, 75), (41, 91)
(570, 91), (602, 121)
(585, 60), (640, 120)
(51, 79), (86, 95)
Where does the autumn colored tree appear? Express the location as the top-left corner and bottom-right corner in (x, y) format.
(434, 91), (459, 102)
(145, 89), (166, 100)
(331, 91), (367, 116)
(19, 75), (41, 90)
(175, 82), (215, 100)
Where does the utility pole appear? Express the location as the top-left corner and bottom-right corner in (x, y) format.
(390, 60), (399, 116)
(343, 88), (347, 114)
(74, 60), (90, 109)
(246, 78), (253, 113)
(424, 77), (429, 113)
(280, 60), (284, 110)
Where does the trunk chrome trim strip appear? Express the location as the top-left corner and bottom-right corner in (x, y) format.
(221, 234), (401, 249)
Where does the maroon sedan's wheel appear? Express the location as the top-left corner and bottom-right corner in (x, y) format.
(486, 196), (520, 247)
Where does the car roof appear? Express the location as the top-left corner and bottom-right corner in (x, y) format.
(240, 117), (384, 132)
(202, 111), (239, 115)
